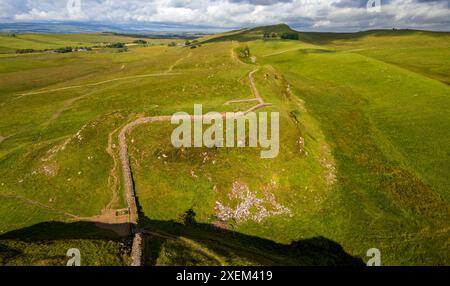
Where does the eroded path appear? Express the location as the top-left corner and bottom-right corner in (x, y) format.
(105, 126), (122, 211)
(17, 72), (181, 98)
(3, 50), (270, 265)
(167, 52), (192, 73)
(142, 229), (225, 266)
(0, 193), (78, 219)
(116, 67), (267, 218)
(2, 67), (269, 227)
(117, 67), (269, 265)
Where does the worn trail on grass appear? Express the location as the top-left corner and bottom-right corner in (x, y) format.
(17, 72), (181, 98)
(0, 193), (78, 218)
(64, 52), (197, 226)
(0, 135), (8, 144)
(105, 126), (122, 211)
(263, 47), (303, 57)
(118, 67), (267, 223)
(143, 229), (225, 266)
(167, 52), (192, 73)
(230, 41), (242, 64)
(6, 52), (269, 263)
(19, 53), (192, 225)
(4, 59), (268, 229)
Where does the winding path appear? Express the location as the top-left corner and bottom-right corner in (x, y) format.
(0, 193), (78, 219)
(5, 50), (269, 266)
(0, 135), (8, 144)
(16, 72), (181, 98)
(119, 68), (267, 218)
(116, 67), (269, 266)
(167, 52), (192, 73)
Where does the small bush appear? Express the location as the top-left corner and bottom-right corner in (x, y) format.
(16, 49), (35, 54)
(133, 40), (147, 45)
(54, 47), (73, 53)
(281, 33), (299, 40)
(238, 45), (251, 59)
(106, 42), (126, 48)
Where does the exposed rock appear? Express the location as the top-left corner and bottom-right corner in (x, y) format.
(215, 181), (291, 223)
(297, 137), (305, 154)
(42, 161), (59, 177)
(319, 144), (337, 186)
(131, 232), (143, 266)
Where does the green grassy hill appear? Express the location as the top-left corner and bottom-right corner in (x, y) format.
(297, 29), (450, 84)
(0, 33), (175, 54)
(0, 25), (449, 265)
(248, 27), (450, 265)
(200, 24), (298, 43)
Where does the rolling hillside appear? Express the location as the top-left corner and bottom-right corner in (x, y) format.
(200, 24), (298, 43)
(0, 25), (449, 266)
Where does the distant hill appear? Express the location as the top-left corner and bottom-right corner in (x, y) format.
(200, 24), (299, 43)
(0, 21), (216, 36)
(247, 23), (297, 34)
(298, 29), (450, 44)
(200, 24), (450, 45)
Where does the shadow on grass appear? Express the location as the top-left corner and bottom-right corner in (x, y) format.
(0, 221), (131, 266)
(0, 221), (129, 241)
(0, 209), (364, 266)
(138, 208), (365, 266)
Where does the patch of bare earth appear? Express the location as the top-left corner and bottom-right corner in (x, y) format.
(319, 144), (337, 186)
(40, 120), (98, 177)
(42, 161), (59, 177)
(105, 127), (122, 211)
(297, 136), (306, 155)
(215, 181), (292, 224)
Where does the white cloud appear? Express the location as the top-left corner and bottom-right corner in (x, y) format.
(0, 0), (448, 31)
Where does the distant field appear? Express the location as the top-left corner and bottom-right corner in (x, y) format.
(0, 27), (449, 265)
(0, 33), (180, 54)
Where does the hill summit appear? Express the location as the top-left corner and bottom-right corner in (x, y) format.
(247, 23), (297, 34)
(201, 23), (299, 43)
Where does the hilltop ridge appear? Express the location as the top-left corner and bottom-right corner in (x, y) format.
(200, 23), (299, 43)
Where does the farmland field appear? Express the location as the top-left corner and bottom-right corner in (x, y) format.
(0, 25), (449, 266)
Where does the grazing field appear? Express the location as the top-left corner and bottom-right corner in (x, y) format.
(0, 33), (178, 54)
(0, 25), (449, 265)
(248, 29), (450, 265)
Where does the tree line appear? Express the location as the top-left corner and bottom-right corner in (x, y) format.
(263, 32), (299, 40)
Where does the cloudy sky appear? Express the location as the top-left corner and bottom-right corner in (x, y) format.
(0, 0), (449, 32)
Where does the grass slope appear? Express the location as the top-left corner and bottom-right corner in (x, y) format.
(200, 24), (298, 43)
(248, 30), (450, 265)
(0, 27), (449, 265)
